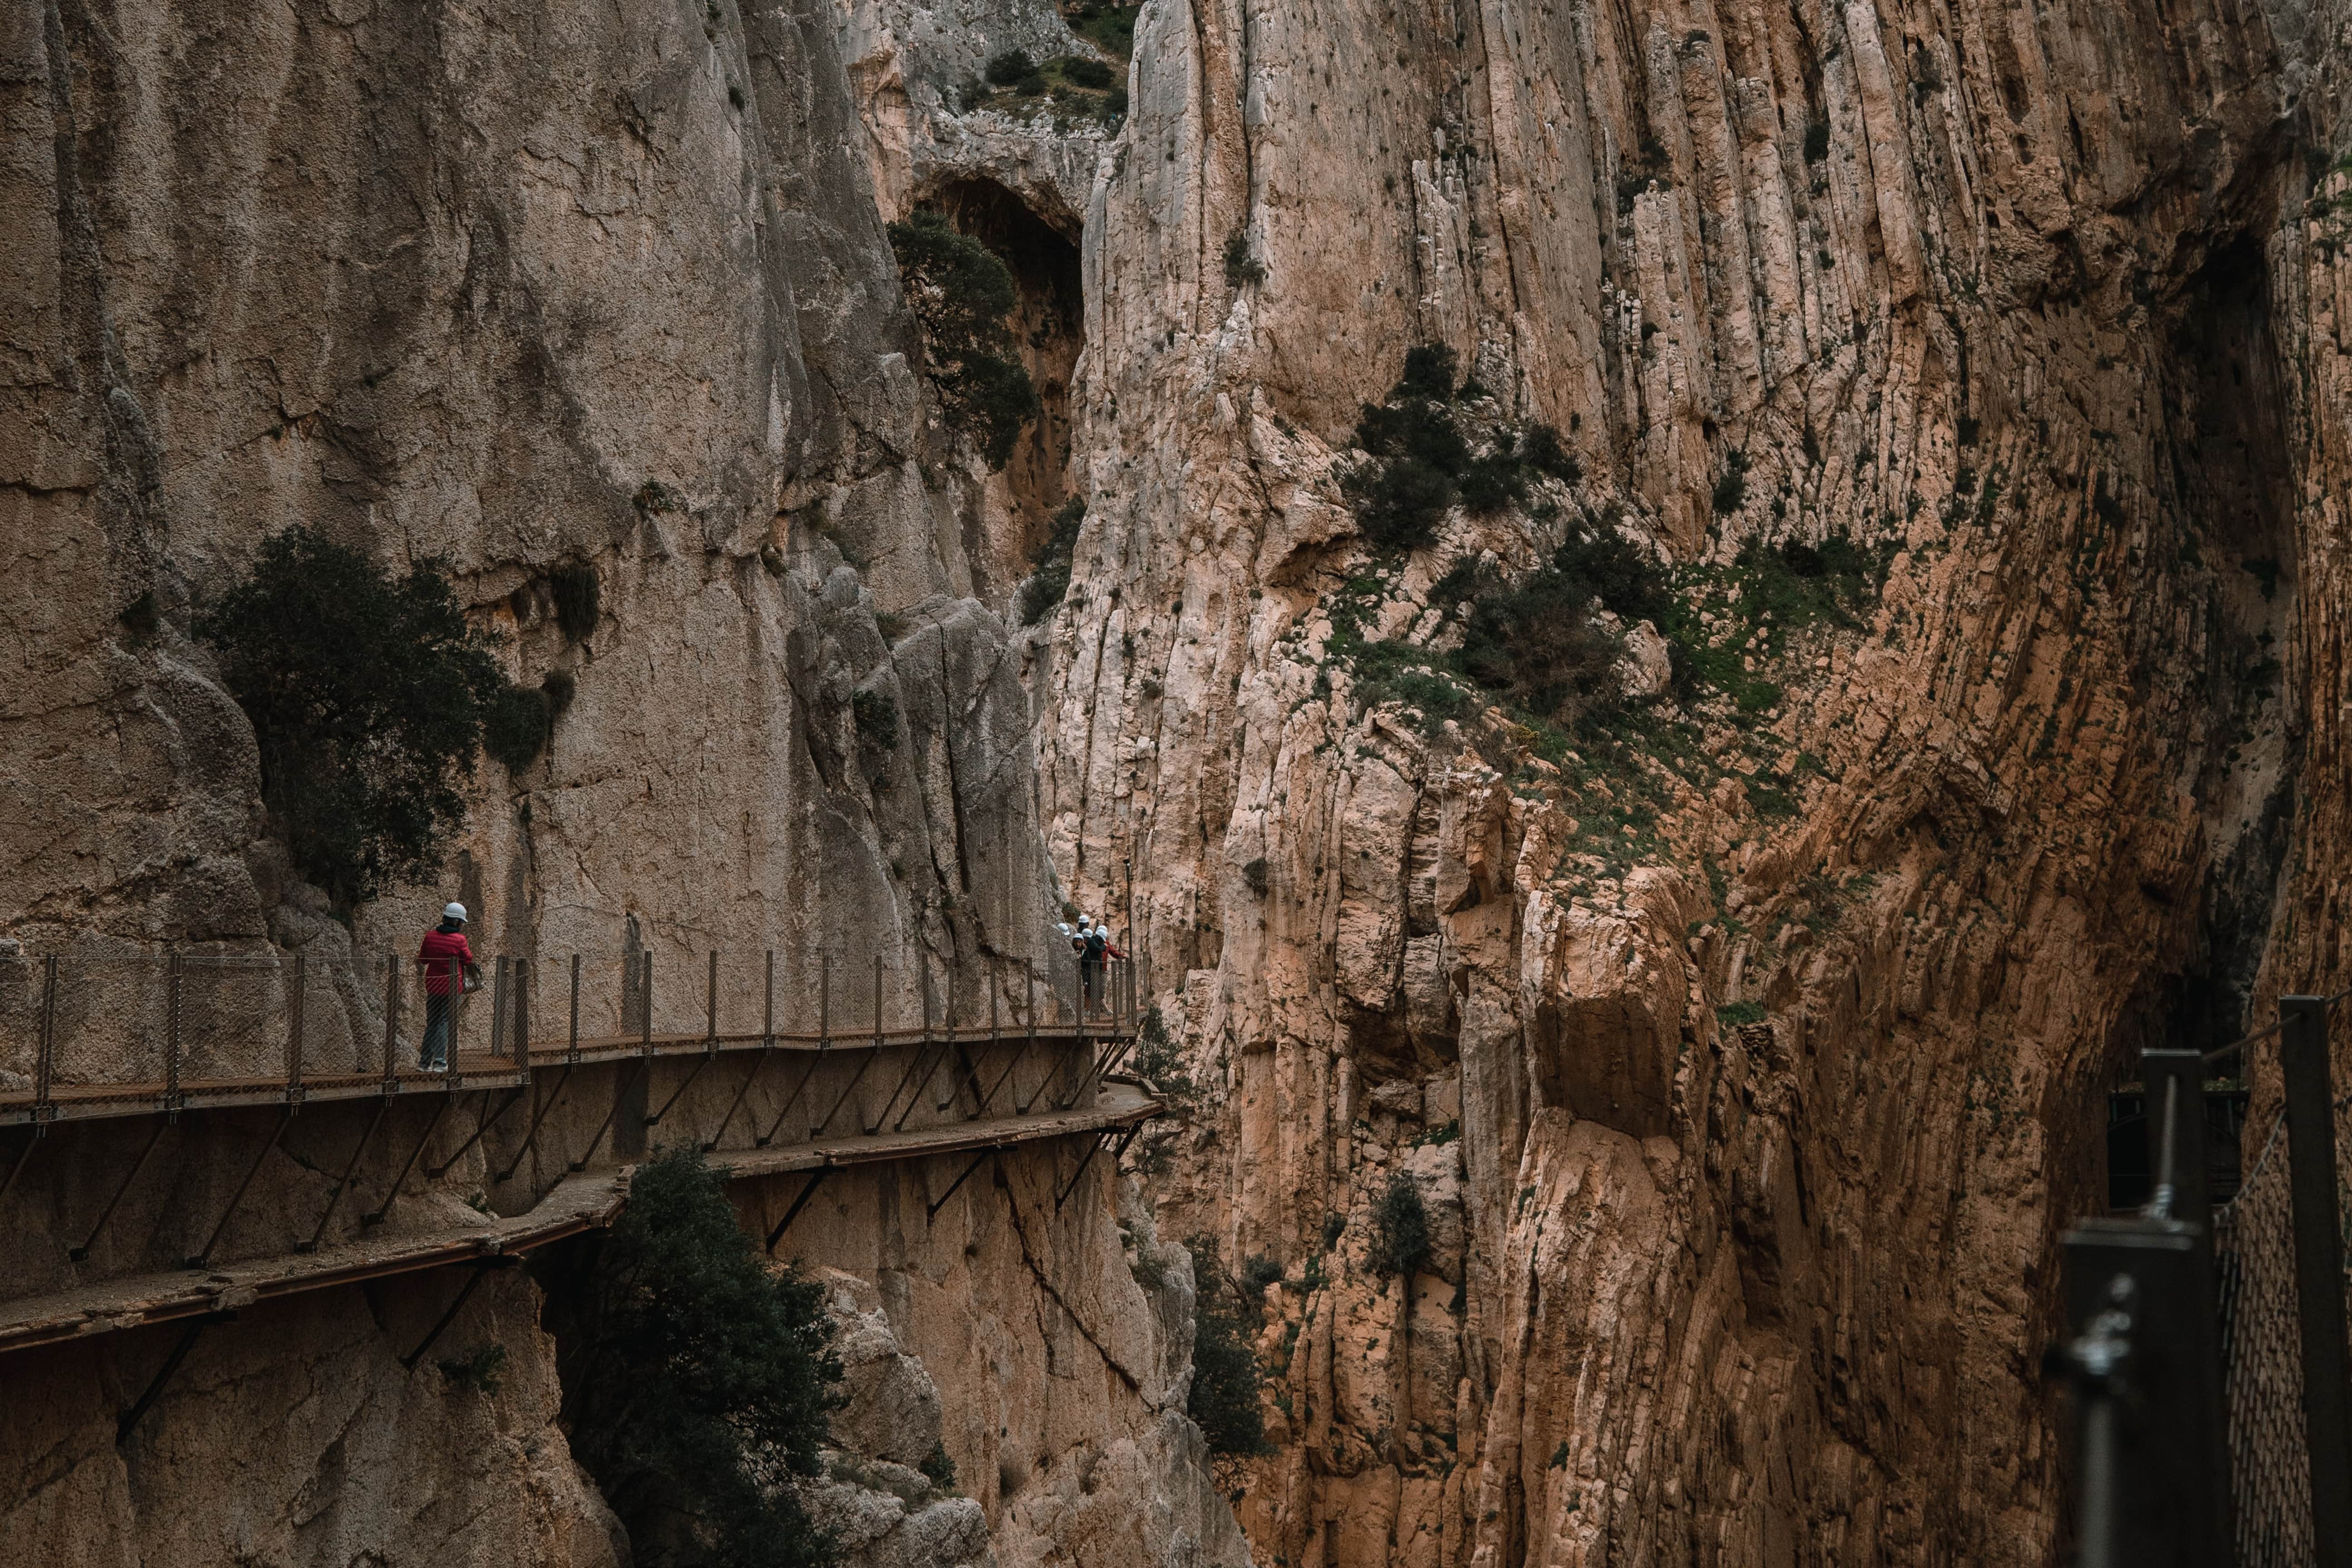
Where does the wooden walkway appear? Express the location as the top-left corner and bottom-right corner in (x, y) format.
(0, 1021), (1128, 1129)
(0, 1085), (1161, 1358)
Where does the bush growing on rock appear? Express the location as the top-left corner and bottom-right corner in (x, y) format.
(198, 525), (534, 908)
(1020, 497), (1087, 624)
(1186, 1250), (1273, 1467)
(1369, 1171), (1433, 1278)
(886, 211), (1041, 470)
(551, 1147), (844, 1568)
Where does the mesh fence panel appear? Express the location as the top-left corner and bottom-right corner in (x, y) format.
(2216, 1108), (2313, 1567)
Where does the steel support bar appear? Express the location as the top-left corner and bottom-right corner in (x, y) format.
(812, 1047), (882, 1139)
(1059, 1032), (1137, 1111)
(495, 1068), (573, 1183)
(118, 1313), (232, 1445)
(883, 1040), (947, 1133)
(0, 1130), (39, 1211)
(709, 1046), (774, 1151)
(2280, 995), (2352, 1565)
(398, 1258), (516, 1370)
(299, 1097), (390, 1254)
(571, 1058), (646, 1172)
(646, 1050), (715, 1127)
(1054, 1128), (1126, 1212)
(186, 1109), (294, 1268)
(366, 1097), (454, 1225)
(70, 1116), (170, 1261)
(926, 1151), (992, 1221)
(754, 1047), (828, 1148)
(977, 1034), (1037, 1115)
(765, 1166), (830, 1252)
(426, 1087), (526, 1178)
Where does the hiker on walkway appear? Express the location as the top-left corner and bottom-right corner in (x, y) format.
(1077, 916), (1126, 1014)
(416, 902), (479, 1072)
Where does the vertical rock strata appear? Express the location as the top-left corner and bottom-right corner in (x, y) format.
(990, 0), (2352, 1562)
(0, 0), (1240, 1563)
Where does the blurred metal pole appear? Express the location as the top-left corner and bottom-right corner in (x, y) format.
(164, 951), (183, 1119)
(286, 950), (306, 1105)
(34, 954), (57, 1133)
(2282, 995), (2352, 1565)
(567, 955), (581, 1063)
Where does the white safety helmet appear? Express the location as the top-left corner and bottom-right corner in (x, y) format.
(443, 902), (468, 923)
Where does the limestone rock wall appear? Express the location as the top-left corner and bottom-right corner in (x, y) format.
(1, 1270), (628, 1568)
(990, 0), (2352, 1561)
(0, 0), (1244, 1563)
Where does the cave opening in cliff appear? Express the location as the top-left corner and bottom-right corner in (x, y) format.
(2102, 229), (2298, 1092)
(928, 178), (1083, 588)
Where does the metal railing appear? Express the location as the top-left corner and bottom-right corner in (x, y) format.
(2053, 995), (2352, 1567)
(0, 938), (1141, 1129)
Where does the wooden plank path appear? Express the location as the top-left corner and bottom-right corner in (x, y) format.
(0, 1085), (1161, 1358)
(0, 1022), (1126, 1128)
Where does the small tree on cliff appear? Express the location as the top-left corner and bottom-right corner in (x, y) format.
(197, 526), (529, 909)
(554, 1147), (844, 1568)
(887, 210), (1041, 470)
(1185, 1242), (1273, 1494)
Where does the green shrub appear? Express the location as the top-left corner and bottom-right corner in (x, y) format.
(554, 1147), (843, 1568)
(1711, 448), (1749, 515)
(1369, 1172), (1432, 1277)
(1242, 1253), (1283, 1297)
(852, 689), (900, 750)
(1803, 118), (1830, 162)
(1020, 497), (1087, 624)
(1520, 421), (1580, 483)
(1344, 455), (1455, 552)
(1129, 1003), (1200, 1111)
(1396, 343), (1458, 400)
(1066, 0), (1141, 59)
(1241, 856), (1269, 895)
(1715, 1000), (1766, 1025)
(887, 211), (1041, 470)
(1187, 1256), (1272, 1460)
(985, 49), (1039, 87)
(437, 1342), (507, 1394)
(551, 564), (601, 642)
(1458, 454), (1526, 515)
(483, 684), (554, 773)
(197, 526), (514, 908)
(1059, 54), (1115, 89)
(920, 1443), (959, 1491)
(1223, 231), (1267, 288)
(543, 669), (578, 716)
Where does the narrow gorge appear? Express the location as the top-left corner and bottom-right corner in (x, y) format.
(5, 0), (2350, 1561)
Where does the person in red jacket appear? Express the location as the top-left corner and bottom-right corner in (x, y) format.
(416, 902), (479, 1072)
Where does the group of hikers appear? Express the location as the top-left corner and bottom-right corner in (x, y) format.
(407, 902), (1127, 1072)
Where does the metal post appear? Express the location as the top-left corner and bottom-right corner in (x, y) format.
(642, 952), (654, 1055)
(164, 952), (183, 1118)
(766, 950), (777, 1046)
(488, 956), (508, 1064)
(2281, 995), (2352, 1564)
(514, 956), (530, 1072)
(567, 954), (581, 1063)
(34, 954), (57, 1132)
(818, 953), (828, 1045)
(382, 949), (402, 1088)
(765, 1166), (830, 1251)
(286, 950), (306, 1104)
(873, 954), (883, 1047)
(706, 950), (719, 1050)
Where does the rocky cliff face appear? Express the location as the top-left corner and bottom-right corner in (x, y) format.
(924, 0), (2352, 1561)
(2, 0), (1240, 1562)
